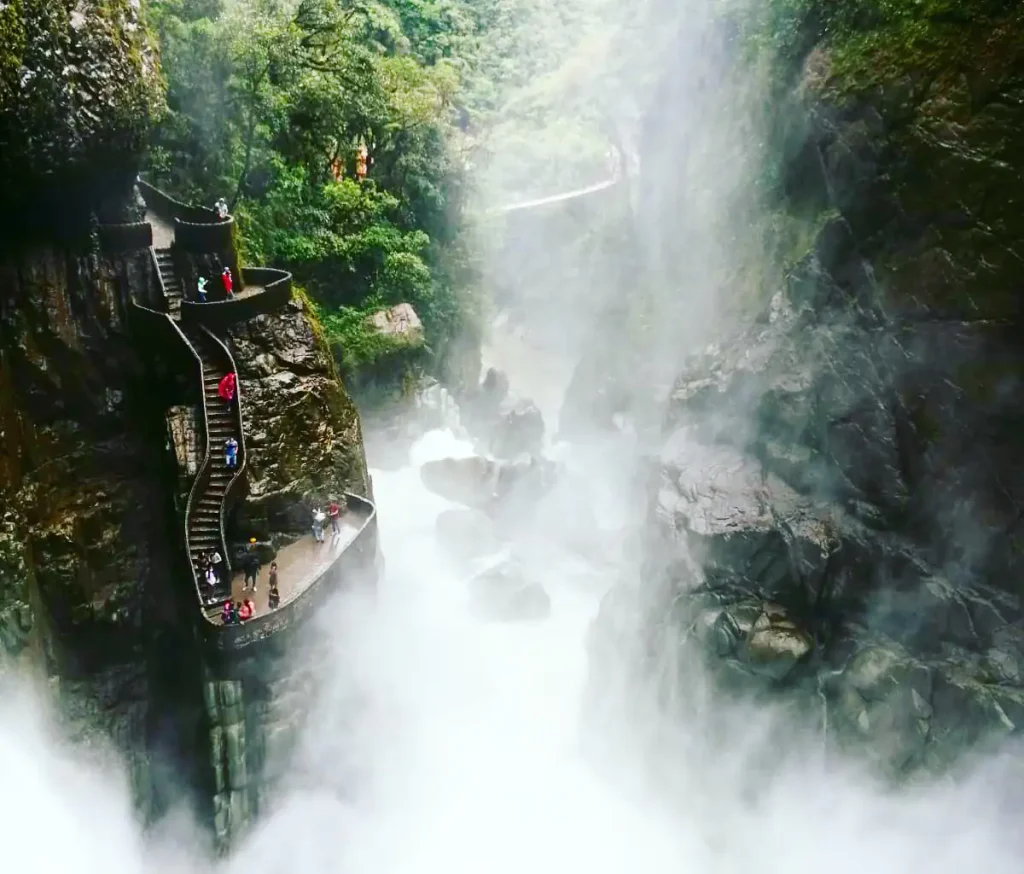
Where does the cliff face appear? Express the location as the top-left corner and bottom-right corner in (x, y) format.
(0, 244), (199, 815)
(228, 296), (371, 548)
(591, 5), (1024, 775)
(0, 0), (376, 842)
(0, 0), (160, 232)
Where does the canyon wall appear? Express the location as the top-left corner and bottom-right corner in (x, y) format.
(0, 0), (377, 839)
(588, 4), (1024, 775)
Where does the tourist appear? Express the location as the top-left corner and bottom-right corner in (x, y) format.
(268, 562), (279, 609)
(214, 198), (229, 220)
(205, 565), (218, 590)
(225, 436), (238, 469)
(243, 550), (260, 592)
(221, 601), (233, 624)
(208, 549), (223, 582)
(217, 372), (236, 408)
(221, 266), (233, 297)
(328, 498), (341, 538)
(312, 507), (326, 543)
(197, 276), (208, 303)
(238, 599), (253, 621)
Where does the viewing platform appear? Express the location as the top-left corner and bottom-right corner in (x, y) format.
(223, 500), (372, 622)
(101, 179), (377, 655)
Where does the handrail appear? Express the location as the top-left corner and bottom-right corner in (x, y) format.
(179, 268), (293, 329)
(238, 267), (290, 290)
(147, 246), (169, 313)
(177, 326), (215, 609)
(199, 325), (248, 580)
(174, 215), (235, 253)
(138, 178), (223, 224)
(201, 494), (377, 651)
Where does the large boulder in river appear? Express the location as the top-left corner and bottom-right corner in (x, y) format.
(420, 454), (558, 513)
(468, 561), (551, 622)
(490, 397), (545, 458)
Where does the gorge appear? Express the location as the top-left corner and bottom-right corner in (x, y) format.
(3, 0), (1024, 870)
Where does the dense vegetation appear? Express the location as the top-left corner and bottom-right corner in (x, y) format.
(738, 0), (1022, 83)
(144, 0), (616, 395)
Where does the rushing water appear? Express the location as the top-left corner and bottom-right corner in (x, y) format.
(6, 321), (1024, 874)
(301, 428), (686, 874)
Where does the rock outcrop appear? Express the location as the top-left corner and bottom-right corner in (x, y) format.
(227, 297), (371, 548)
(419, 454), (558, 515)
(0, 0), (161, 235)
(0, 243), (200, 818)
(590, 3), (1024, 777)
(0, 225), (376, 841)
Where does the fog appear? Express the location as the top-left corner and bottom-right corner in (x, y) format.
(4, 0), (1024, 871)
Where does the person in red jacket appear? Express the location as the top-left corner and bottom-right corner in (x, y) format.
(218, 372), (236, 408)
(221, 266), (234, 297)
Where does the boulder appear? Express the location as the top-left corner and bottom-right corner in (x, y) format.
(468, 561), (551, 622)
(368, 303), (424, 345)
(490, 397), (545, 458)
(420, 455), (500, 510)
(419, 454), (558, 513)
(692, 597), (813, 682)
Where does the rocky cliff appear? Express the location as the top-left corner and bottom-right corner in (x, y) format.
(227, 296), (371, 547)
(590, 2), (1024, 776)
(0, 237), (376, 837)
(0, 242), (200, 816)
(0, 0), (160, 235)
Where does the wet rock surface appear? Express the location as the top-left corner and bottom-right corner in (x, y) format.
(227, 297), (371, 544)
(419, 454), (558, 515)
(462, 367), (546, 459)
(589, 9), (1024, 778)
(0, 0), (161, 233)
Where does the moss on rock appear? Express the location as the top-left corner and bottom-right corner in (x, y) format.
(0, 0), (164, 231)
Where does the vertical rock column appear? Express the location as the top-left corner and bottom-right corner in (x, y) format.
(203, 674), (252, 846)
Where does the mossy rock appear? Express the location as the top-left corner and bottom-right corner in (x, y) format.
(0, 0), (164, 230)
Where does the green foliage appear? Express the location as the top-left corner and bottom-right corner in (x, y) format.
(734, 0), (1022, 88)
(147, 0), (477, 388)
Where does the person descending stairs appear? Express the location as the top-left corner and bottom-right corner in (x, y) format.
(154, 248), (184, 314)
(183, 325), (242, 607)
